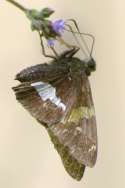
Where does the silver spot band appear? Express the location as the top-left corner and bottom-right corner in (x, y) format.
(31, 81), (66, 111)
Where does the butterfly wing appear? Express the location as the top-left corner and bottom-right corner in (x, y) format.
(13, 63), (85, 180)
(15, 62), (69, 83)
(48, 75), (97, 167)
(13, 61), (97, 180)
(13, 68), (77, 126)
(15, 48), (77, 83)
(47, 128), (85, 180)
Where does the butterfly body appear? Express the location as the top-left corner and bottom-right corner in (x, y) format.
(13, 48), (97, 180)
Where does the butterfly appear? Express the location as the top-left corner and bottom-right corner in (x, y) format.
(12, 46), (97, 181)
(7, 0), (97, 181)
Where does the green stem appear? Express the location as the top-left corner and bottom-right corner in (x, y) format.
(6, 0), (27, 12)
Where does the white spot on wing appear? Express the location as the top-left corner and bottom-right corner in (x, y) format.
(31, 81), (66, 111)
(74, 127), (82, 136)
(76, 127), (82, 132)
(88, 145), (96, 153)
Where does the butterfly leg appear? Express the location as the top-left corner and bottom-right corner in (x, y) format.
(65, 19), (95, 57)
(50, 46), (59, 57)
(64, 23), (88, 57)
(66, 19), (90, 54)
(58, 47), (80, 60)
(56, 36), (77, 49)
(38, 31), (57, 59)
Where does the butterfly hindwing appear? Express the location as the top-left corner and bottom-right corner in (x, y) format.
(47, 128), (85, 181)
(49, 76), (97, 167)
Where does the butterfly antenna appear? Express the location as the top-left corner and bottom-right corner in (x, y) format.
(65, 19), (95, 57)
(50, 46), (59, 57)
(64, 23), (88, 57)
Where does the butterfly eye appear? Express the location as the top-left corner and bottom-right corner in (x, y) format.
(88, 58), (96, 72)
(84, 58), (96, 76)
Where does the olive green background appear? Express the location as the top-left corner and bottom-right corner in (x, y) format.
(0, 0), (125, 187)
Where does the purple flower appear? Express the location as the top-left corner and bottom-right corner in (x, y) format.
(51, 19), (65, 34)
(47, 39), (55, 46)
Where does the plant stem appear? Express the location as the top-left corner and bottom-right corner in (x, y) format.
(6, 0), (27, 12)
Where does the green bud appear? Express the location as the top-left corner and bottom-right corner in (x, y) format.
(26, 9), (40, 20)
(31, 19), (42, 31)
(26, 7), (54, 20)
(40, 7), (54, 18)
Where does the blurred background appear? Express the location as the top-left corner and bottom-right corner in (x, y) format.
(0, 0), (125, 187)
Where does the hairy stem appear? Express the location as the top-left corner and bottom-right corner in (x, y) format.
(6, 0), (27, 12)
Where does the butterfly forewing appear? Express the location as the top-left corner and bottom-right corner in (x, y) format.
(15, 62), (69, 83)
(13, 76), (77, 126)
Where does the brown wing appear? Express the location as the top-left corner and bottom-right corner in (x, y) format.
(13, 72), (85, 180)
(15, 62), (69, 83)
(15, 47), (78, 83)
(47, 128), (85, 181)
(12, 75), (76, 126)
(48, 76), (97, 167)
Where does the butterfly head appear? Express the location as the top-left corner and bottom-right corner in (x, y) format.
(55, 47), (96, 77)
(63, 49), (96, 76)
(84, 58), (96, 76)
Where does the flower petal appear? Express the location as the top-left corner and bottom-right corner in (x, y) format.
(52, 19), (65, 34)
(47, 39), (55, 46)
